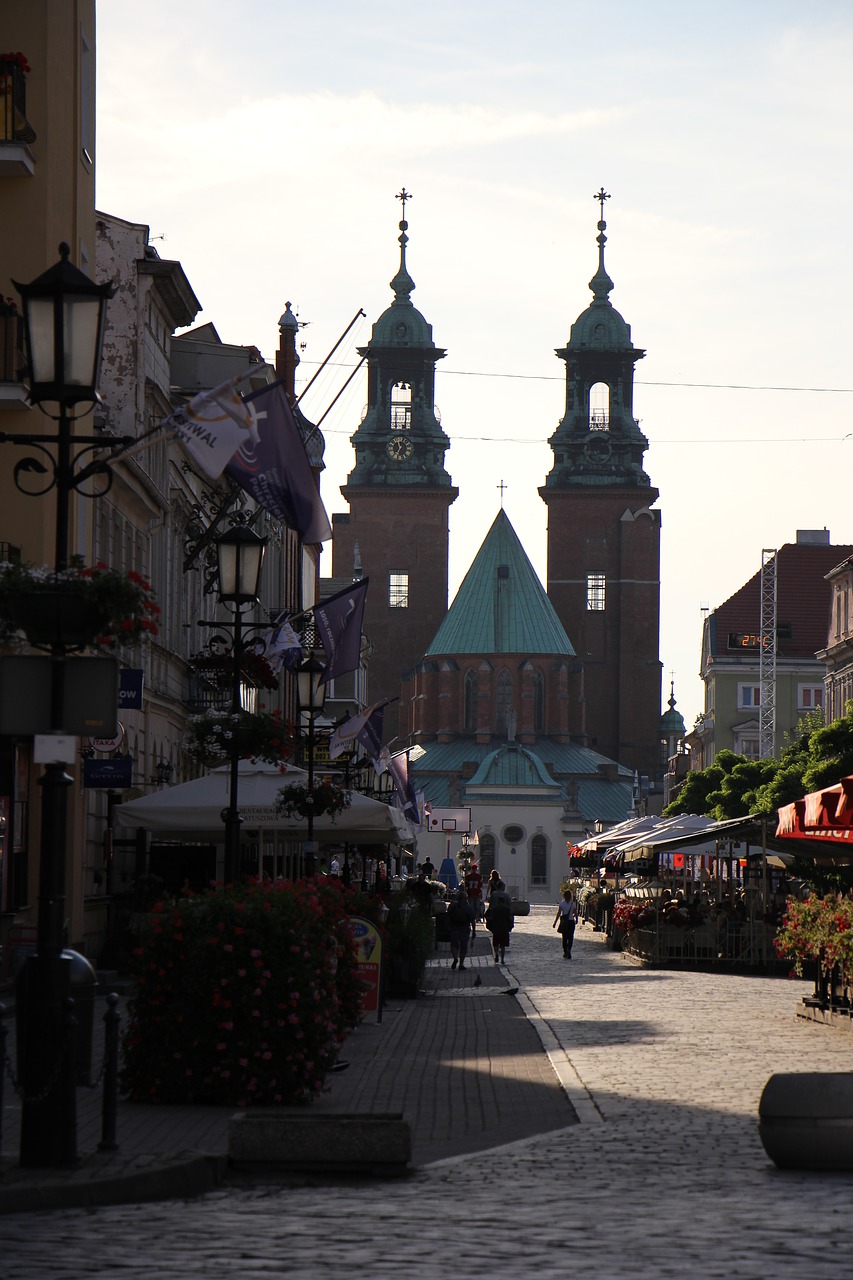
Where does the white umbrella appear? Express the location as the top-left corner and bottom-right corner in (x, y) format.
(113, 760), (414, 846)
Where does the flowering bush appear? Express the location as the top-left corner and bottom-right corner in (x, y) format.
(122, 878), (378, 1106)
(612, 899), (647, 933)
(277, 779), (351, 820)
(0, 51), (31, 77)
(184, 708), (295, 765)
(0, 558), (159, 648)
(775, 893), (853, 985)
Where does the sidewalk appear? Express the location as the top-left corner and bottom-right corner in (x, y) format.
(0, 932), (576, 1213)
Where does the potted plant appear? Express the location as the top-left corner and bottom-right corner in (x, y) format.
(184, 707), (295, 766)
(0, 557), (160, 649)
(276, 778), (352, 820)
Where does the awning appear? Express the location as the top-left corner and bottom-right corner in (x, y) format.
(777, 776), (853, 846)
(113, 760), (415, 846)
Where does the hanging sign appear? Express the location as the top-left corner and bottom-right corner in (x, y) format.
(89, 723), (126, 754)
(349, 914), (383, 1023)
(118, 669), (144, 710)
(83, 756), (133, 789)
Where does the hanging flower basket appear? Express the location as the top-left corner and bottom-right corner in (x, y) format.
(276, 780), (352, 820)
(184, 708), (296, 766)
(0, 559), (160, 650)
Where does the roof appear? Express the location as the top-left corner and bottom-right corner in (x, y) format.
(466, 745), (563, 792)
(708, 540), (853, 660)
(425, 510), (576, 657)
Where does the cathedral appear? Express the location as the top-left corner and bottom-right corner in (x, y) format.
(331, 193), (664, 901)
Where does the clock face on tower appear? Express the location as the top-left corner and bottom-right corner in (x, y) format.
(387, 434), (414, 462)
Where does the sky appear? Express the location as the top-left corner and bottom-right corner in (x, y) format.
(95, 0), (853, 733)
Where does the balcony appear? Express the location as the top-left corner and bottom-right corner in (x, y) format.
(0, 58), (36, 176)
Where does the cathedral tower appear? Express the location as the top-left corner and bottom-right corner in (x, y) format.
(540, 191), (662, 784)
(332, 193), (457, 739)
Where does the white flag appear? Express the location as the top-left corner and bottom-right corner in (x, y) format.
(329, 701), (382, 760)
(164, 372), (260, 479)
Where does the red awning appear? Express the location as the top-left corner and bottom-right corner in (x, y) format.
(777, 776), (853, 844)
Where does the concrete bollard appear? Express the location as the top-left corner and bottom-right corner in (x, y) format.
(759, 1072), (853, 1170)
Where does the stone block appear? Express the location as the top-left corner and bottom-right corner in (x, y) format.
(759, 1072), (853, 1170)
(228, 1110), (411, 1177)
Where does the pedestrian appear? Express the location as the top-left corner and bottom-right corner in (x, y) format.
(486, 868), (502, 899)
(464, 861), (483, 935)
(484, 879), (513, 964)
(553, 888), (578, 958)
(421, 856), (436, 879)
(447, 887), (475, 969)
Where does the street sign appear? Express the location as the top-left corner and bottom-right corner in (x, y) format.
(83, 757), (133, 789)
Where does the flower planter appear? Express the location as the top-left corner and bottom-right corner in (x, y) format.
(4, 589), (108, 647)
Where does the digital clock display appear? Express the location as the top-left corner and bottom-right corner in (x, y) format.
(727, 633), (768, 650)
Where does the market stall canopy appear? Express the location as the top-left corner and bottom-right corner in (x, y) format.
(113, 761), (415, 846)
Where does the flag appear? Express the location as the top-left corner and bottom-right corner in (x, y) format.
(264, 616), (304, 675)
(163, 371), (260, 480)
(226, 382), (332, 544)
(329, 701), (385, 760)
(356, 703), (386, 763)
(313, 578), (369, 683)
(385, 749), (421, 826)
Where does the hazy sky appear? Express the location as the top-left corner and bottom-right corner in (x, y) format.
(96, 0), (853, 731)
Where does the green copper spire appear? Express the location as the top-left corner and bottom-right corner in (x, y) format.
(389, 187), (416, 302)
(589, 186), (615, 303)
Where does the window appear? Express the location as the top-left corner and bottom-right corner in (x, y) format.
(586, 574), (606, 611)
(389, 572), (408, 608)
(531, 834), (548, 886)
(464, 670), (478, 731)
(390, 382), (411, 431)
(738, 684), (761, 709)
(496, 669), (513, 734)
(798, 685), (824, 710)
(531, 668), (545, 732)
(503, 825), (524, 844)
(588, 381), (610, 430)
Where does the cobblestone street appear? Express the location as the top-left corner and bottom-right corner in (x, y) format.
(4, 907), (853, 1279)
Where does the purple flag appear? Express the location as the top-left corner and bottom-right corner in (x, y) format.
(385, 749), (421, 826)
(313, 578), (369, 683)
(225, 382), (332, 544)
(356, 704), (385, 763)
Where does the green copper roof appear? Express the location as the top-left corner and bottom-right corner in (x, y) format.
(366, 216), (438, 351)
(466, 745), (563, 792)
(567, 199), (634, 353)
(659, 684), (686, 736)
(425, 510), (576, 657)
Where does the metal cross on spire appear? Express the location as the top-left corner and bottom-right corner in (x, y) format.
(594, 187), (611, 218)
(497, 479), (507, 507)
(396, 187), (412, 224)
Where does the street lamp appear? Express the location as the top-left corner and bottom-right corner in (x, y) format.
(10, 245), (114, 1169)
(214, 524), (266, 886)
(296, 652), (326, 878)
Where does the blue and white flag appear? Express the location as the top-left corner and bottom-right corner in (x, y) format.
(226, 382), (332, 544)
(264, 616), (304, 675)
(329, 701), (385, 760)
(384, 749), (421, 826)
(163, 371), (260, 480)
(313, 578), (369, 683)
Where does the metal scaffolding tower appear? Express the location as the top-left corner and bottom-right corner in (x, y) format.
(759, 548), (778, 758)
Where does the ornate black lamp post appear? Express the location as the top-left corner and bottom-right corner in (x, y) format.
(7, 245), (116, 1168)
(296, 652), (326, 878)
(214, 524), (266, 886)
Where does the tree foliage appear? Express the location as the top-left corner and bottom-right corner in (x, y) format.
(664, 708), (853, 822)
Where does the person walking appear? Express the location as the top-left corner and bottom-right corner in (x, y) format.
(485, 880), (513, 964)
(553, 888), (578, 958)
(447, 887), (476, 969)
(464, 861), (483, 936)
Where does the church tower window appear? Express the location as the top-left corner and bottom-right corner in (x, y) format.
(390, 381), (412, 431)
(532, 668), (545, 731)
(389, 572), (409, 608)
(586, 573), (606, 611)
(589, 381), (610, 431)
(496, 669), (513, 734)
(464, 669), (477, 731)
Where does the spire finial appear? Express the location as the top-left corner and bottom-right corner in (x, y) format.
(497, 479), (507, 508)
(589, 187), (614, 303)
(390, 188), (416, 302)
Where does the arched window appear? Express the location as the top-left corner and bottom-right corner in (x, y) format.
(589, 381), (610, 430)
(478, 833), (496, 880)
(496, 669), (513, 735)
(531, 667), (545, 732)
(531, 834), (548, 886)
(464, 669), (478, 731)
(390, 381), (412, 431)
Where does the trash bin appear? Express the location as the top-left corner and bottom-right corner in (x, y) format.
(14, 948), (98, 1088)
(63, 949), (98, 1085)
